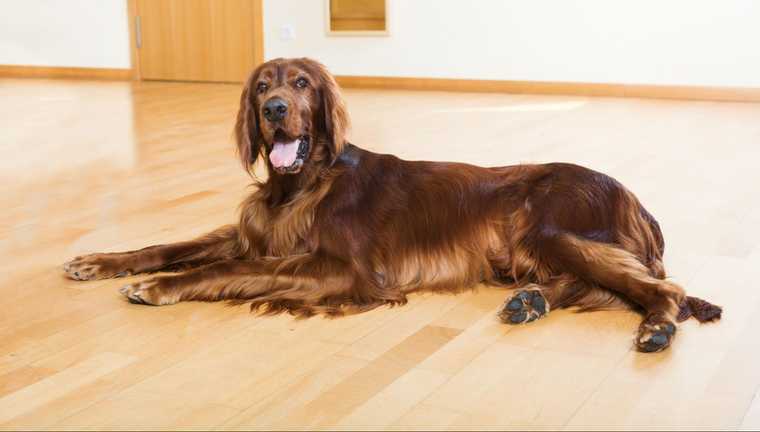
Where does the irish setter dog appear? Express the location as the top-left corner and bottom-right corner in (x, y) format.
(64, 58), (721, 352)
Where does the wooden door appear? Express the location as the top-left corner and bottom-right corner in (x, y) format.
(134, 0), (262, 82)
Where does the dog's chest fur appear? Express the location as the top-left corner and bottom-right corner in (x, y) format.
(239, 178), (334, 257)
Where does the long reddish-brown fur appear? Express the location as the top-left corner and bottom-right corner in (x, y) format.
(64, 58), (721, 352)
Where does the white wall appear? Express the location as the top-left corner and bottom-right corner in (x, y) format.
(2, 0), (757, 87)
(264, 0), (760, 87)
(0, 0), (131, 69)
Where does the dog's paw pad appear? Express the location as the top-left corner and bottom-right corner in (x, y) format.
(531, 295), (547, 314)
(499, 289), (550, 325)
(636, 319), (677, 353)
(506, 298), (523, 311)
(509, 311), (528, 323)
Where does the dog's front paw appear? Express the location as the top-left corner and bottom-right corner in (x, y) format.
(635, 315), (677, 353)
(498, 287), (549, 324)
(63, 254), (131, 281)
(119, 279), (177, 306)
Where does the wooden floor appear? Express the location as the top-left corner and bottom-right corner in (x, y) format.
(1, 78), (760, 430)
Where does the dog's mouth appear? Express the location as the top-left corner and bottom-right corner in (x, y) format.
(269, 129), (310, 174)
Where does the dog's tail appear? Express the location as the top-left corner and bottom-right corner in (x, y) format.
(677, 296), (723, 323)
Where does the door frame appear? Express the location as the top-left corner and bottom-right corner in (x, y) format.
(126, 0), (264, 81)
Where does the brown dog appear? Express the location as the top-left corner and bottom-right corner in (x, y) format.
(63, 57), (721, 352)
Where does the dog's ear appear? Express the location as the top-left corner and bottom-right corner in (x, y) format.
(314, 61), (350, 161)
(235, 66), (264, 175)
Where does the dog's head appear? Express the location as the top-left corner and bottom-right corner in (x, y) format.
(235, 58), (350, 176)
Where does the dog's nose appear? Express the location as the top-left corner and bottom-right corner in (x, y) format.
(262, 98), (288, 122)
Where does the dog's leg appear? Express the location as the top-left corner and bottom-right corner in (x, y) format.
(63, 225), (241, 281)
(118, 254), (361, 315)
(547, 233), (686, 352)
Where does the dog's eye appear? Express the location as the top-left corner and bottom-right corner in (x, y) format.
(295, 77), (308, 89)
(256, 82), (268, 94)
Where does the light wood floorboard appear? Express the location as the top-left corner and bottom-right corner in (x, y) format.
(1, 78), (759, 430)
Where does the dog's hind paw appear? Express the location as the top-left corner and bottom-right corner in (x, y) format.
(635, 315), (676, 353)
(498, 287), (549, 324)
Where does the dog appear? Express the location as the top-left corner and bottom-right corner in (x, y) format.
(63, 57), (721, 352)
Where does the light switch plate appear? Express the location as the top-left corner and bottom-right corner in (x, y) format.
(280, 25), (296, 41)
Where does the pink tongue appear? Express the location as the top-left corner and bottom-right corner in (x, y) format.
(269, 139), (299, 168)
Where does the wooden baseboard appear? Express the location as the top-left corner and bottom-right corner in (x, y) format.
(0, 65), (133, 81)
(336, 75), (760, 103)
